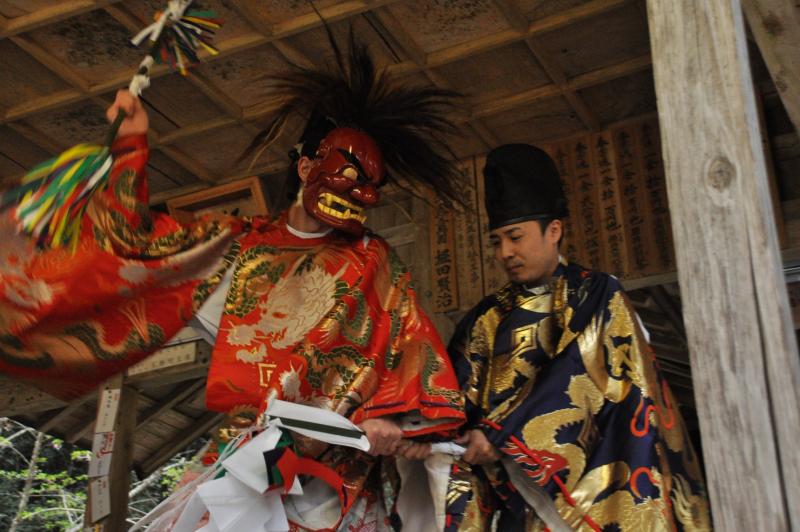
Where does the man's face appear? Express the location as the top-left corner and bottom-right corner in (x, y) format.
(489, 219), (562, 286)
(300, 128), (385, 235)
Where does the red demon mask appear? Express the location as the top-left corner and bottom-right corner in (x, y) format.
(301, 127), (385, 235)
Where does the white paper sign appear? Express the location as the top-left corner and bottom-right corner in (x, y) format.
(95, 389), (120, 433)
(88, 432), (115, 477)
(89, 476), (111, 523)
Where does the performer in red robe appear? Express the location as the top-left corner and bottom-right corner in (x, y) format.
(0, 33), (465, 530)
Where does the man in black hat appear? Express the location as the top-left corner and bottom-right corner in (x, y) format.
(441, 144), (711, 531)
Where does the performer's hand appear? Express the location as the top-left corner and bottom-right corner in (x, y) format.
(461, 429), (501, 465)
(397, 440), (431, 460)
(360, 417), (403, 456)
(107, 89), (148, 138)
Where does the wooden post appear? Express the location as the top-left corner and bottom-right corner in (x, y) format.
(647, 1), (800, 530)
(83, 375), (138, 531)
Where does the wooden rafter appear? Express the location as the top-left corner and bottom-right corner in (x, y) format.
(8, 34), (90, 92)
(6, 121), (67, 155)
(364, 8), (496, 150)
(491, 0), (601, 131)
(0, 1), (402, 127)
(0, 0), (649, 190)
(107, 50), (651, 155)
(139, 411), (223, 476)
(1, 0), (629, 128)
(425, 0), (630, 68)
(37, 393), (95, 434)
(0, 0), (123, 39)
(470, 53), (651, 119)
(135, 379), (205, 431)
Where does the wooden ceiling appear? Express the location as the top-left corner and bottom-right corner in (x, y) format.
(5, 0), (793, 475)
(0, 0), (656, 205)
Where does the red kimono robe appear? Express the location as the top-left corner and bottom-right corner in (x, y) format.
(0, 135), (464, 528)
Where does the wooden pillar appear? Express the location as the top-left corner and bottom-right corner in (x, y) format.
(83, 375), (138, 531)
(646, 1), (800, 530)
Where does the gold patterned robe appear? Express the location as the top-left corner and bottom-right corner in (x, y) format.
(445, 259), (711, 531)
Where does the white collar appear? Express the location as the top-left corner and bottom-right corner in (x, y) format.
(286, 223), (332, 239)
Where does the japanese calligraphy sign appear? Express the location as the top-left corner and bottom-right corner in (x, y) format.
(430, 191), (459, 312)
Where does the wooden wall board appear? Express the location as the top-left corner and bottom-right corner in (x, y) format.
(24, 100), (109, 147)
(386, 0), (511, 53)
(474, 154), (507, 295)
(577, 70), (657, 126)
(433, 41), (552, 105)
(0, 39), (70, 108)
(591, 130), (629, 277)
(568, 134), (604, 270)
(637, 119), (674, 273)
(536, 2), (649, 78)
(24, 9), (142, 84)
(167, 175), (269, 221)
(545, 142), (588, 266)
(610, 122), (658, 277)
(429, 194), (459, 312)
(452, 158), (485, 311)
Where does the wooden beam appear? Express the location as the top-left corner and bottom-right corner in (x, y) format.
(9, 35), (91, 92)
(470, 54), (652, 120)
(0, 0), (122, 39)
(156, 145), (216, 184)
(0, 0), (627, 128)
(647, 0), (800, 528)
(364, 7), (495, 152)
(426, 0), (630, 68)
(742, 0), (800, 136)
(0, 0), (404, 126)
(135, 379), (205, 431)
(0, 376), (66, 416)
(140, 411), (223, 476)
(142, 16), (650, 152)
(6, 121), (66, 155)
(38, 393), (95, 434)
(492, 0), (602, 131)
(84, 378), (137, 530)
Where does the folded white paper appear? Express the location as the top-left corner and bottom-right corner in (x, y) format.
(266, 400), (370, 452)
(429, 442), (466, 456)
(222, 424), (282, 494)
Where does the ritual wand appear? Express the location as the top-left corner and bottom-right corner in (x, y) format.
(0, 0), (222, 250)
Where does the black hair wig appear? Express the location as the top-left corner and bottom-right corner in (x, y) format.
(242, 29), (465, 207)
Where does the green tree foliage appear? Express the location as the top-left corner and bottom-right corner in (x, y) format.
(0, 419), (88, 531)
(0, 418), (208, 530)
